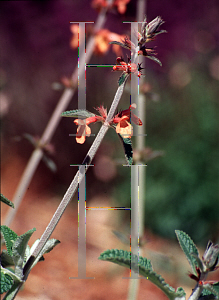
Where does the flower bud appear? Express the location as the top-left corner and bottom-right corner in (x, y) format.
(202, 241), (219, 271)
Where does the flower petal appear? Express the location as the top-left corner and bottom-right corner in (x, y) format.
(75, 123), (91, 144)
(76, 135), (86, 144)
(116, 117), (133, 138)
(131, 113), (143, 126)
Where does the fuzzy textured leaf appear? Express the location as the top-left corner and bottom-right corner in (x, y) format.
(203, 283), (219, 299)
(12, 228), (36, 279)
(175, 230), (199, 275)
(0, 267), (21, 284)
(0, 226), (18, 256)
(99, 249), (186, 300)
(61, 109), (95, 119)
(0, 270), (14, 294)
(1, 250), (15, 267)
(118, 134), (133, 165)
(0, 194), (14, 208)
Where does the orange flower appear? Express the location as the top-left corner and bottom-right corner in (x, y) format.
(71, 103), (142, 144)
(94, 30), (125, 56)
(70, 25), (125, 56)
(114, 0), (130, 14)
(113, 103), (142, 138)
(70, 24), (79, 49)
(74, 116), (99, 144)
(115, 115), (133, 138)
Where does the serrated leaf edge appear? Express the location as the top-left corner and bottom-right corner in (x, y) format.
(0, 194), (14, 208)
(204, 283), (219, 299)
(1, 267), (22, 283)
(61, 109), (95, 118)
(12, 228), (36, 278)
(99, 249), (186, 299)
(0, 226), (18, 257)
(175, 230), (199, 275)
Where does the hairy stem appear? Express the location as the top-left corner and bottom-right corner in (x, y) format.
(21, 81), (126, 287)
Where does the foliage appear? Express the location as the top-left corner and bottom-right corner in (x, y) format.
(99, 249), (186, 300)
(0, 226), (60, 296)
(99, 231), (219, 300)
(1, 194), (14, 209)
(1, 3), (218, 299)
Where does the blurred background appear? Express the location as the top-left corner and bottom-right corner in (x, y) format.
(1, 1), (219, 299)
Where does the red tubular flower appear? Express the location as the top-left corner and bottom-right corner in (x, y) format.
(113, 57), (144, 78)
(113, 103), (142, 138)
(73, 106), (107, 144)
(114, 103), (142, 125)
(74, 116), (98, 144)
(115, 115), (133, 138)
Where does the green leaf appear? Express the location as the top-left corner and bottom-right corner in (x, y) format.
(214, 283), (219, 296)
(0, 226), (18, 256)
(0, 270), (14, 294)
(12, 228), (36, 279)
(203, 283), (219, 299)
(42, 155), (57, 173)
(23, 133), (36, 146)
(39, 238), (60, 255)
(118, 73), (129, 86)
(0, 194), (14, 208)
(30, 239), (60, 269)
(118, 134), (133, 165)
(1, 250), (15, 267)
(109, 41), (131, 50)
(0, 267), (21, 284)
(61, 109), (95, 119)
(99, 249), (152, 271)
(146, 55), (162, 66)
(175, 230), (199, 275)
(99, 249), (186, 300)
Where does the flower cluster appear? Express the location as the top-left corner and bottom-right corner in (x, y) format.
(113, 57), (144, 78)
(189, 241), (219, 287)
(138, 16), (166, 45)
(202, 241), (219, 272)
(112, 56), (144, 85)
(73, 104), (142, 144)
(110, 16), (166, 66)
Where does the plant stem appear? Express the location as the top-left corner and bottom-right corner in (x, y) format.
(4, 81), (126, 299)
(3, 282), (21, 300)
(21, 81), (126, 290)
(3, 7), (108, 228)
